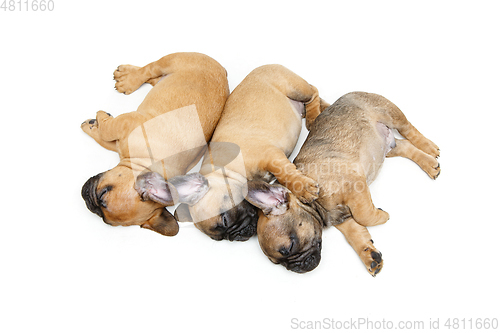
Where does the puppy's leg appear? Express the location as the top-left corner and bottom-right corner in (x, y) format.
(81, 117), (118, 152)
(367, 93), (440, 158)
(387, 139), (441, 179)
(113, 64), (161, 90)
(114, 64), (159, 95)
(145, 77), (162, 86)
(114, 53), (183, 95)
(92, 110), (144, 142)
(303, 85), (322, 130)
(346, 183), (390, 226)
(304, 94), (331, 130)
(320, 98), (331, 112)
(390, 119), (439, 159)
(263, 147), (319, 203)
(334, 218), (383, 276)
(269, 66), (324, 130)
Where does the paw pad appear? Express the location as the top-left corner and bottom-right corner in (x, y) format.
(368, 251), (383, 277)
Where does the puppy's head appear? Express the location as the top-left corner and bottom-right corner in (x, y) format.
(174, 173), (259, 241)
(246, 181), (323, 273)
(81, 166), (208, 236)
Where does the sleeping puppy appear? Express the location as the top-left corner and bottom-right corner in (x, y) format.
(143, 64), (327, 241)
(80, 52), (229, 236)
(247, 92), (440, 275)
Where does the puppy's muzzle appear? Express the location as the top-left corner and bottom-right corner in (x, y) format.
(281, 240), (322, 273)
(81, 173), (105, 218)
(225, 212), (258, 241)
(211, 201), (259, 241)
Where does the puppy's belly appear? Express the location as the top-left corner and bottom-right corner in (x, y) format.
(364, 123), (396, 184)
(376, 122), (396, 155)
(288, 99), (305, 118)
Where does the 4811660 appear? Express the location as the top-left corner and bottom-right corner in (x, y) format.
(1, 0), (54, 11)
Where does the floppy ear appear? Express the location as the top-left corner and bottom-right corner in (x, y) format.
(141, 209), (179, 236)
(135, 172), (174, 206)
(135, 172), (209, 206)
(174, 203), (193, 222)
(168, 173), (209, 205)
(246, 181), (290, 216)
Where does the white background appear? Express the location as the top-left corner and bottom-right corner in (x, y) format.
(1, 1), (499, 332)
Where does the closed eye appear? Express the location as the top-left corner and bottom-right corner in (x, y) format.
(212, 215), (228, 233)
(212, 224), (226, 232)
(98, 185), (113, 208)
(279, 233), (299, 257)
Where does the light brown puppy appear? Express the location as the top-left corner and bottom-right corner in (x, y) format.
(247, 92), (440, 275)
(145, 65), (327, 241)
(81, 52), (229, 236)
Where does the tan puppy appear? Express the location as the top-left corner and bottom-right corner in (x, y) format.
(246, 92), (440, 275)
(81, 52), (229, 236)
(142, 65), (326, 241)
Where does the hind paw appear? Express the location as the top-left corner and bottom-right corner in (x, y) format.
(113, 65), (144, 95)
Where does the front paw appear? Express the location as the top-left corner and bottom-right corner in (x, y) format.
(289, 175), (319, 203)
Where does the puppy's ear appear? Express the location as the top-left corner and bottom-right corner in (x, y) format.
(246, 181), (290, 216)
(168, 173), (209, 206)
(141, 209), (179, 236)
(135, 172), (209, 206)
(135, 172), (174, 206)
(174, 203), (193, 222)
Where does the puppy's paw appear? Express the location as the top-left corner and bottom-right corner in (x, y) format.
(361, 245), (383, 277)
(431, 162), (441, 179)
(82, 112), (112, 133)
(289, 175), (319, 203)
(426, 160), (441, 180)
(81, 118), (98, 134)
(416, 137), (440, 159)
(114, 65), (144, 95)
(96, 110), (113, 123)
(424, 141), (440, 159)
(376, 208), (390, 225)
(418, 153), (441, 180)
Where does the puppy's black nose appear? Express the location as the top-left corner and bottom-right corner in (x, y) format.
(279, 247), (290, 256)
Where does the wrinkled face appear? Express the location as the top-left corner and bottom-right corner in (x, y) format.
(81, 166), (161, 227)
(257, 208), (322, 273)
(194, 200), (258, 241)
(246, 181), (323, 273)
(175, 174), (259, 241)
